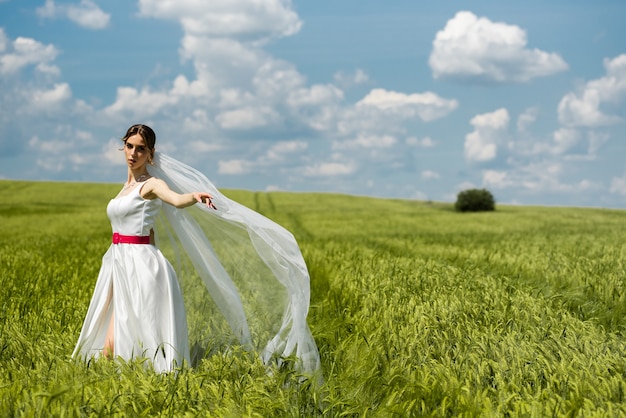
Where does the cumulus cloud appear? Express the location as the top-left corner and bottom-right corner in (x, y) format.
(36, 0), (110, 30)
(333, 134), (397, 150)
(28, 126), (101, 173)
(558, 54), (626, 127)
(31, 83), (72, 110)
(406, 136), (435, 147)
(421, 170), (440, 180)
(218, 159), (253, 175)
(304, 161), (357, 177)
(0, 29), (59, 75)
(254, 59), (308, 99)
(474, 107), (610, 205)
(287, 84), (344, 108)
(610, 170), (626, 196)
(483, 163), (601, 195)
(217, 139), (308, 175)
(216, 106), (281, 130)
(138, 0), (301, 40)
(552, 128), (582, 155)
(104, 86), (181, 120)
(517, 107), (538, 133)
(0, 29), (103, 166)
(313, 89), (457, 157)
(464, 108), (510, 163)
(333, 69), (370, 88)
(356, 88), (458, 121)
(507, 124), (599, 160)
(264, 140), (308, 161)
(429, 11), (568, 83)
(1, 1), (510, 201)
(180, 36), (264, 90)
(588, 131), (609, 155)
(94, 0), (459, 190)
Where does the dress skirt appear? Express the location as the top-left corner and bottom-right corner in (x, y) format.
(72, 243), (190, 372)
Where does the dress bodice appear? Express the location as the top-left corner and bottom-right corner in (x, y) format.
(106, 182), (162, 236)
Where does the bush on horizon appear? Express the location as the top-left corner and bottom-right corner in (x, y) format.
(455, 188), (496, 212)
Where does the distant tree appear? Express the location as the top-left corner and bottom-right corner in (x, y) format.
(455, 188), (495, 212)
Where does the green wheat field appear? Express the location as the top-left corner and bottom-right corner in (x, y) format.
(1, 180), (625, 417)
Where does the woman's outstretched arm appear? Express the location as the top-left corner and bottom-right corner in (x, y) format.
(142, 178), (217, 209)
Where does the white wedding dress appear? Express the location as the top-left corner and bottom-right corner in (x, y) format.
(73, 152), (321, 376)
(72, 181), (190, 372)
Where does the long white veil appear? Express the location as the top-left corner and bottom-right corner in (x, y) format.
(148, 152), (320, 374)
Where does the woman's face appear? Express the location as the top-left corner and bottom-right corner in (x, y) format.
(124, 134), (150, 170)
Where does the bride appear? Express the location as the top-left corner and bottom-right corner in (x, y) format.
(72, 124), (320, 374)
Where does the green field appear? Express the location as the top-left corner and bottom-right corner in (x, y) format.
(1, 180), (625, 416)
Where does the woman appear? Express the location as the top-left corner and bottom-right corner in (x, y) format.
(73, 124), (320, 374)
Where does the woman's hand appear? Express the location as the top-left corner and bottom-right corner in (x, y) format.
(194, 192), (217, 210)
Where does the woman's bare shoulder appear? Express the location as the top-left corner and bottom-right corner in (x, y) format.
(141, 177), (169, 199)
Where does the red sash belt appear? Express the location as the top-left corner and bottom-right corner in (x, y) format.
(112, 233), (151, 245)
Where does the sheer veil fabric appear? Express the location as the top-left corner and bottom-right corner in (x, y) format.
(149, 152), (321, 374)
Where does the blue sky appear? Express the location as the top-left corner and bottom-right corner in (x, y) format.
(1, 0), (625, 207)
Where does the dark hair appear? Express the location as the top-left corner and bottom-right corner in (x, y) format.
(122, 124), (156, 151)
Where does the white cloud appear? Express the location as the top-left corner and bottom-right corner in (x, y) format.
(216, 140), (308, 176)
(406, 136), (435, 147)
(282, 81), (345, 134)
(104, 138), (126, 166)
(558, 54), (626, 127)
(457, 181), (477, 192)
(36, 0), (110, 30)
(333, 134), (397, 150)
(138, 0), (301, 40)
(304, 161), (356, 177)
(219, 89), (256, 108)
(36, 0), (57, 18)
(517, 107), (538, 132)
(265, 184), (283, 192)
(253, 58), (307, 100)
(180, 36), (262, 90)
(482, 170), (510, 188)
(189, 141), (222, 153)
(0, 30), (59, 75)
(552, 128), (582, 155)
(483, 163), (601, 194)
(0, 28), (7, 51)
(464, 108), (510, 163)
(357, 88), (458, 122)
(27, 126), (102, 173)
(421, 170), (440, 180)
(507, 120), (600, 160)
(558, 91), (621, 127)
(287, 84), (344, 107)
(170, 75), (211, 99)
(218, 159), (253, 175)
(29, 135), (72, 154)
(588, 131), (609, 155)
(610, 170), (626, 196)
(264, 140), (308, 161)
(104, 86), (181, 120)
(412, 190), (429, 200)
(429, 11), (568, 83)
(30, 83), (72, 110)
(333, 69), (370, 88)
(216, 106), (280, 129)
(180, 110), (214, 134)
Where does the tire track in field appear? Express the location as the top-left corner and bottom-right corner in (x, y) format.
(255, 192), (313, 242)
